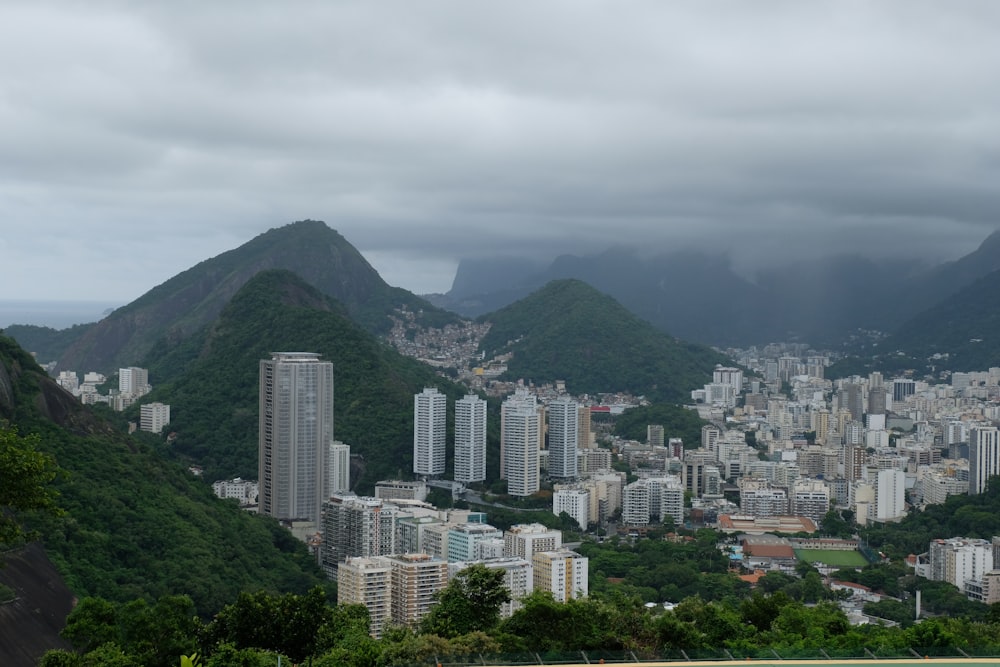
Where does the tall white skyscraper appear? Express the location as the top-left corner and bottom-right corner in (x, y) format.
(969, 426), (1000, 495)
(502, 392), (541, 496)
(119, 366), (150, 397)
(329, 440), (351, 494)
(454, 394), (487, 483)
(258, 352), (334, 523)
(413, 388), (446, 476)
(547, 398), (578, 479)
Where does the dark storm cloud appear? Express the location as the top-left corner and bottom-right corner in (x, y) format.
(1, 1), (999, 299)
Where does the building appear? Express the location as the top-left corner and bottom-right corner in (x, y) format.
(969, 426), (1000, 495)
(647, 424), (665, 448)
(338, 557), (392, 638)
(328, 440), (351, 495)
(320, 494), (397, 578)
(504, 523), (562, 560)
(502, 393), (542, 496)
(926, 538), (994, 593)
(875, 468), (906, 521)
(211, 477), (258, 505)
(119, 366), (150, 397)
(739, 478), (788, 518)
(454, 394), (487, 483)
(375, 480), (428, 502)
(532, 550), (588, 601)
(552, 487), (590, 529)
(791, 479), (831, 524)
(413, 388), (447, 476)
(449, 559), (533, 617)
(387, 553), (449, 628)
(547, 397), (579, 479)
(447, 523), (503, 562)
(258, 352), (334, 523)
(139, 401), (170, 434)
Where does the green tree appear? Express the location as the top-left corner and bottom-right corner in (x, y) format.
(420, 563), (511, 638)
(0, 424), (62, 546)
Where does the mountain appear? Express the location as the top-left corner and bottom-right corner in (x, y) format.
(0, 333), (329, 619)
(478, 279), (730, 402)
(876, 267), (1000, 372)
(140, 269), (469, 488)
(55, 220), (459, 374)
(0, 322), (96, 366)
(442, 230), (1000, 347)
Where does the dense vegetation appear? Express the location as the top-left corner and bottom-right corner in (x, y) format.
(1, 323), (95, 366)
(138, 269), (471, 488)
(43, 570), (1000, 666)
(478, 279), (728, 402)
(607, 402), (707, 447)
(0, 333), (329, 617)
(57, 220), (460, 374)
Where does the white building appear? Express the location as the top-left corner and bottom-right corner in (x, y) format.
(139, 401), (171, 434)
(413, 388), (447, 477)
(454, 394), (487, 483)
(552, 487), (590, 529)
(969, 426), (1000, 495)
(448, 559), (533, 617)
(502, 392), (542, 496)
(328, 440), (351, 495)
(547, 397), (579, 479)
(259, 352), (333, 523)
(875, 468), (906, 522)
(119, 366), (150, 397)
(212, 477), (259, 505)
(447, 523), (503, 562)
(503, 523), (562, 560)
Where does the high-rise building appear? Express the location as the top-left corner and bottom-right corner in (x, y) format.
(320, 494), (397, 578)
(647, 424), (665, 448)
(547, 398), (579, 479)
(328, 440), (351, 495)
(139, 402), (171, 434)
(892, 378), (916, 404)
(969, 426), (1000, 495)
(413, 388), (446, 477)
(119, 366), (150, 397)
(258, 352), (334, 523)
(552, 487), (590, 529)
(502, 393), (542, 496)
(503, 523), (562, 560)
(577, 405), (594, 449)
(387, 553), (449, 628)
(876, 469), (906, 521)
(454, 394), (487, 483)
(338, 557), (392, 638)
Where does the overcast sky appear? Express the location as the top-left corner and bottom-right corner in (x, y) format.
(2, 1), (999, 303)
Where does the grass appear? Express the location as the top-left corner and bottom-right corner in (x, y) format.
(794, 548), (868, 567)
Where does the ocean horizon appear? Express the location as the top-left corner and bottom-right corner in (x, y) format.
(0, 299), (120, 330)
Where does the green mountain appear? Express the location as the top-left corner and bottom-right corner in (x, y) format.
(141, 269), (469, 489)
(878, 268), (1000, 373)
(478, 279), (729, 402)
(0, 334), (328, 618)
(56, 220), (459, 374)
(0, 323), (95, 366)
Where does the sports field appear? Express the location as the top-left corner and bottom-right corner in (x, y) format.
(794, 548), (869, 567)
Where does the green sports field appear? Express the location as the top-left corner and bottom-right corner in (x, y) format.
(794, 548), (869, 567)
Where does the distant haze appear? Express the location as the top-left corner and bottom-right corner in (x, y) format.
(1, 2), (999, 300)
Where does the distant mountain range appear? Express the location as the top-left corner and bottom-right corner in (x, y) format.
(430, 229), (1000, 347)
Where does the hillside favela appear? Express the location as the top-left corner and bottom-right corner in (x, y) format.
(4, 219), (1000, 666)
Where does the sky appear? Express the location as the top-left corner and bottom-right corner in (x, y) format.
(2, 1), (999, 304)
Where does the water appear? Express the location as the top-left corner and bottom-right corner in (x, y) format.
(0, 300), (120, 330)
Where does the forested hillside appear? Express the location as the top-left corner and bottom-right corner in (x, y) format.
(479, 279), (729, 402)
(139, 269), (471, 489)
(0, 333), (328, 619)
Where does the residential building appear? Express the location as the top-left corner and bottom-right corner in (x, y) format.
(503, 523), (562, 560)
(552, 486), (590, 529)
(448, 558), (533, 617)
(338, 557), (392, 638)
(413, 388), (447, 476)
(119, 366), (150, 397)
(533, 550), (588, 601)
(320, 494), (397, 578)
(328, 440), (351, 495)
(547, 397), (579, 479)
(447, 523), (503, 562)
(387, 553), (449, 628)
(212, 477), (258, 505)
(969, 426), (1000, 495)
(258, 352), (334, 523)
(139, 401), (170, 434)
(454, 394), (487, 483)
(502, 392), (542, 496)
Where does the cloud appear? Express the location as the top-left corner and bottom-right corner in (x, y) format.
(1, 1), (999, 299)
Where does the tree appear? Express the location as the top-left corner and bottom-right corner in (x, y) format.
(0, 424), (62, 546)
(420, 563), (510, 637)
